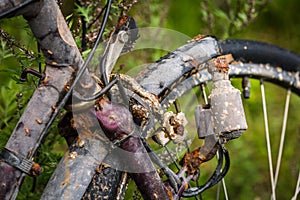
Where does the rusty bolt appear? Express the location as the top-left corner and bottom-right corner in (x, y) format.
(30, 163), (43, 176)
(24, 127), (30, 136)
(35, 119), (42, 124)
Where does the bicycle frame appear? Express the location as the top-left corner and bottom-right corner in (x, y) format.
(0, 0), (105, 198)
(0, 2), (229, 198)
(1, 1), (300, 200)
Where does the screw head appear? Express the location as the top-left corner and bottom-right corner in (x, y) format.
(118, 31), (129, 43)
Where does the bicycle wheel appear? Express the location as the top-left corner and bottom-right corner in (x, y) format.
(41, 37), (299, 199)
(128, 38), (299, 199)
(82, 37), (300, 199)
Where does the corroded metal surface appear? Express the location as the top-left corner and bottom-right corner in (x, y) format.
(209, 79), (248, 139)
(180, 135), (219, 176)
(136, 36), (220, 97)
(41, 136), (108, 200)
(208, 55), (248, 141)
(194, 105), (214, 139)
(0, 12), (299, 198)
(41, 111), (109, 200)
(153, 111), (188, 146)
(161, 62), (300, 110)
(82, 164), (126, 200)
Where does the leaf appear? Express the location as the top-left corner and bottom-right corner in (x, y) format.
(75, 3), (93, 24)
(213, 9), (230, 21)
(238, 12), (248, 23)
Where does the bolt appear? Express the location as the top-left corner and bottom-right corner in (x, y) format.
(118, 31), (129, 43)
(30, 163), (43, 176)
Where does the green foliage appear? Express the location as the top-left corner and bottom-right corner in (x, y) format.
(63, 0), (124, 53)
(0, 80), (19, 147)
(75, 3), (94, 24)
(0, 23), (44, 148)
(0, 38), (13, 60)
(167, 0), (270, 39)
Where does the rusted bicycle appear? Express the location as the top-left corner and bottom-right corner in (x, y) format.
(0, 1), (299, 199)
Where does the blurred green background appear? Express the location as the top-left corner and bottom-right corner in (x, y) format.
(0, 0), (299, 199)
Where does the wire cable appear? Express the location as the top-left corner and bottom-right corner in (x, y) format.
(73, 76), (117, 101)
(0, 0), (38, 19)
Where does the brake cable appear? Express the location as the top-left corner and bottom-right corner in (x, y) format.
(0, 0), (39, 19)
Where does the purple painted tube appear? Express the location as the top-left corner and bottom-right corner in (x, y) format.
(93, 100), (170, 200)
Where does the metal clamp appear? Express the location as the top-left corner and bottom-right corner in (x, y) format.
(0, 148), (42, 176)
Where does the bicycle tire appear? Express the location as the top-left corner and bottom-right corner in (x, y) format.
(137, 38), (300, 102)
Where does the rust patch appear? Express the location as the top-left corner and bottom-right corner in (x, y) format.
(77, 137), (85, 148)
(30, 163), (43, 176)
(51, 105), (57, 111)
(64, 83), (71, 91)
(50, 61), (58, 66)
(96, 163), (110, 173)
(116, 16), (129, 29)
(188, 34), (209, 43)
(47, 49), (53, 55)
(35, 119), (42, 124)
(165, 186), (174, 200)
(213, 54), (234, 73)
(24, 127), (31, 136)
(42, 77), (48, 84)
(180, 147), (215, 176)
(69, 151), (78, 159)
